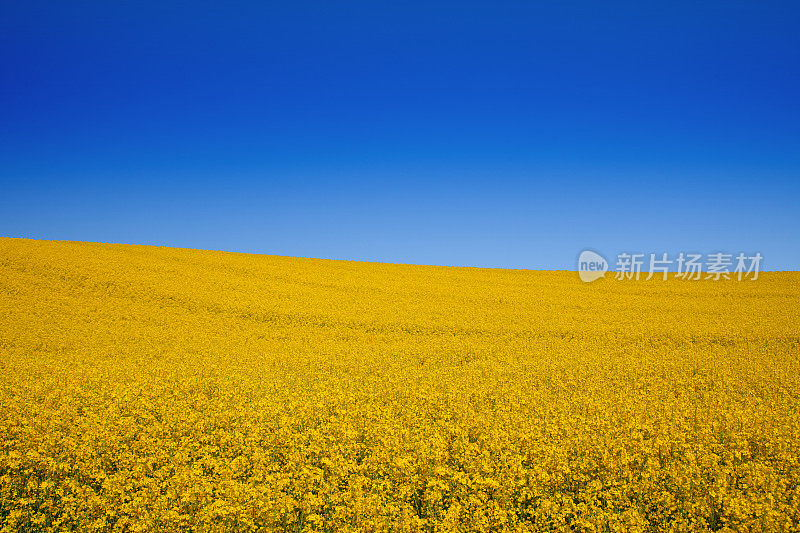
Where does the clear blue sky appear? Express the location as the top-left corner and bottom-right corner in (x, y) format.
(2, 2), (798, 269)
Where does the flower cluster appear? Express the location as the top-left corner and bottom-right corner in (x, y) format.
(1, 238), (798, 532)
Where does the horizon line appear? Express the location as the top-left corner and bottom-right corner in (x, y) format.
(1, 236), (795, 274)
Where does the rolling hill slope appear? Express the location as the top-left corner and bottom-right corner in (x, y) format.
(1, 238), (799, 532)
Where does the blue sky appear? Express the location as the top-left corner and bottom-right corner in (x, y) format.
(2, 2), (798, 269)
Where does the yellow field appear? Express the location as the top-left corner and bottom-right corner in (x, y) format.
(1, 238), (798, 532)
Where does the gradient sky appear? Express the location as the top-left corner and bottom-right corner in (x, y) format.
(2, 2), (798, 269)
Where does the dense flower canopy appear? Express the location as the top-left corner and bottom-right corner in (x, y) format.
(1, 238), (798, 532)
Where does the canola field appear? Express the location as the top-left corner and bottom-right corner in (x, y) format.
(1, 238), (799, 532)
